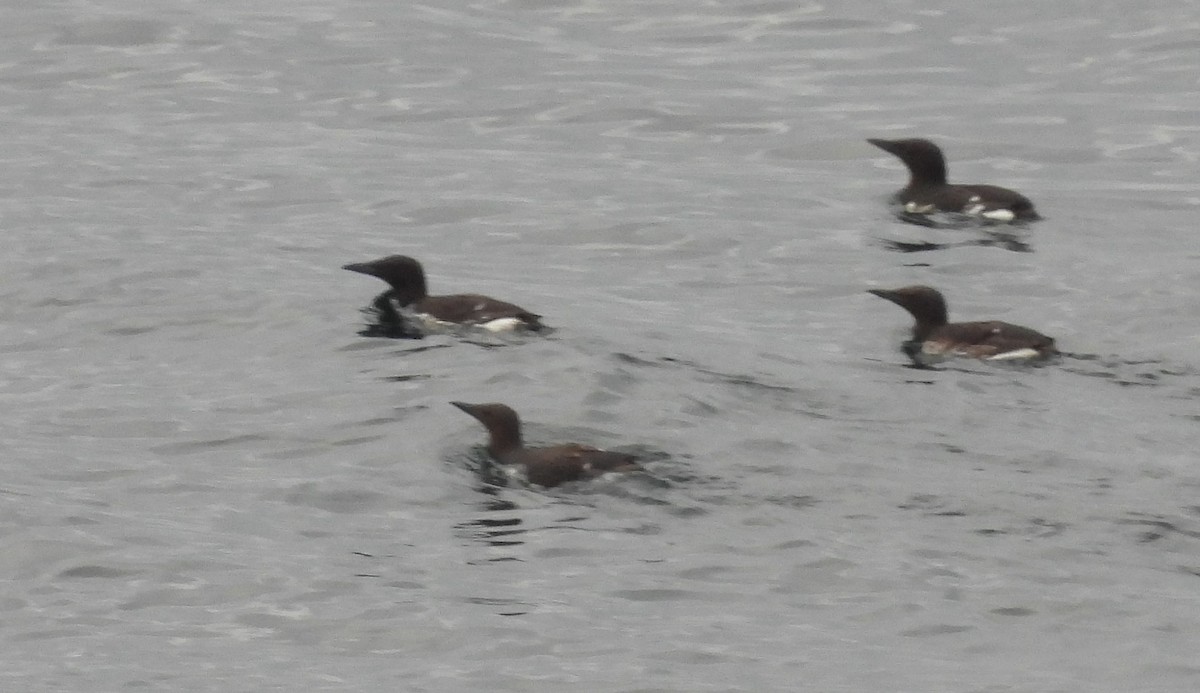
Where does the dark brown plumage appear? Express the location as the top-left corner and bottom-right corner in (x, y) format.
(868, 138), (1039, 222)
(868, 285), (1056, 366)
(343, 255), (544, 331)
(451, 402), (640, 488)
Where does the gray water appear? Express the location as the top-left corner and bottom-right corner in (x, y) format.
(2, 0), (1199, 691)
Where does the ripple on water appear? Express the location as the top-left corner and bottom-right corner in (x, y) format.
(278, 484), (394, 515)
(55, 19), (170, 47)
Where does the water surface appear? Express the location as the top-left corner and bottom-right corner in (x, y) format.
(2, 1), (1199, 691)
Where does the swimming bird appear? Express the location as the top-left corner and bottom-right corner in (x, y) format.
(343, 255), (544, 332)
(867, 138), (1040, 222)
(451, 402), (640, 488)
(867, 285), (1056, 366)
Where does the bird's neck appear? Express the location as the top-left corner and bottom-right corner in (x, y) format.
(487, 429), (522, 456)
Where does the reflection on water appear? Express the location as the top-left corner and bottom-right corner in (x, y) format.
(879, 233), (1032, 254)
(459, 500), (527, 550)
(352, 295), (425, 339)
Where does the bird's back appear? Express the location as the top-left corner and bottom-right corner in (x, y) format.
(415, 294), (543, 330)
(501, 444), (639, 487)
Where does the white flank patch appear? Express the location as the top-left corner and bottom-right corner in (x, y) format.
(407, 310), (527, 334)
(412, 312), (457, 330)
(479, 317), (524, 332)
(986, 348), (1041, 361)
(909, 339), (1043, 366)
(904, 201), (936, 214)
(980, 208), (1015, 222)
